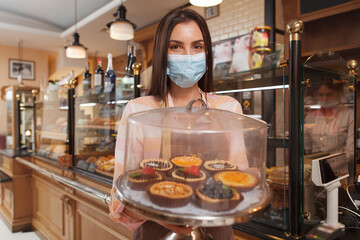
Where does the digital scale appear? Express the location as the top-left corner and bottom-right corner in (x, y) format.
(306, 153), (348, 240)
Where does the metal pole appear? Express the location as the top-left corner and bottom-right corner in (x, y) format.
(347, 60), (358, 181)
(287, 19), (304, 237)
(15, 93), (21, 150)
(32, 89), (38, 151)
(132, 62), (142, 98)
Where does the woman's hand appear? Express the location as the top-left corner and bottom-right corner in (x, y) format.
(155, 220), (193, 235)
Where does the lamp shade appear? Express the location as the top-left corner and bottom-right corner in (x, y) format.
(189, 0), (222, 7)
(110, 21), (134, 40)
(66, 45), (86, 59)
(66, 32), (86, 59)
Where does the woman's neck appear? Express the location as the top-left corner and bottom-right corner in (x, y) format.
(169, 83), (201, 107)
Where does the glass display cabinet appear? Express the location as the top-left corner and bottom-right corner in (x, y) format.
(222, 22), (358, 239)
(73, 71), (137, 177)
(35, 81), (69, 161)
(5, 85), (38, 150)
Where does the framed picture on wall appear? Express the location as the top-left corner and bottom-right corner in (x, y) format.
(9, 59), (35, 80)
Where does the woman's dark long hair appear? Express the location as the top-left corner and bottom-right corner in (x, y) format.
(148, 8), (214, 103)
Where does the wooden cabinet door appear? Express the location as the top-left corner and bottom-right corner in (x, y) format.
(32, 174), (75, 240)
(75, 200), (131, 240)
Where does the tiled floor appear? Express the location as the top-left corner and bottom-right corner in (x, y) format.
(0, 217), (41, 240)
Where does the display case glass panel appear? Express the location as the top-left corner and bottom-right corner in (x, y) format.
(213, 42), (289, 230)
(74, 73), (134, 177)
(5, 86), (36, 150)
(35, 82), (68, 160)
(302, 52), (356, 229)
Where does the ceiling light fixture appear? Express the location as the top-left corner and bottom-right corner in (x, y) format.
(65, 0), (87, 59)
(107, 1), (136, 41)
(189, 0), (223, 7)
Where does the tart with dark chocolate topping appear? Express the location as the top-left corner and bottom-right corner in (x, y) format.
(146, 181), (193, 208)
(195, 181), (243, 211)
(139, 158), (173, 175)
(203, 160), (237, 174)
(127, 166), (163, 190)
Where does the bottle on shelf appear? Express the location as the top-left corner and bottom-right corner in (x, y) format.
(125, 45), (132, 73)
(104, 53), (116, 93)
(83, 62), (91, 95)
(125, 45), (136, 75)
(93, 58), (104, 94)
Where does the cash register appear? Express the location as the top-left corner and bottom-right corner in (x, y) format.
(306, 153), (348, 240)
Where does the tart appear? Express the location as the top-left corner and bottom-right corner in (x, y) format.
(146, 181), (193, 208)
(170, 166), (207, 189)
(171, 155), (203, 168)
(127, 167), (163, 190)
(214, 171), (258, 192)
(203, 160), (237, 174)
(139, 158), (173, 175)
(195, 181), (243, 211)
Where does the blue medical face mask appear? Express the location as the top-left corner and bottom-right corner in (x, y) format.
(167, 53), (206, 88)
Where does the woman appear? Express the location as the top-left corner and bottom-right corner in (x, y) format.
(304, 79), (354, 178)
(109, 8), (242, 240)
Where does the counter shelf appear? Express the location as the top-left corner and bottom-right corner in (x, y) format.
(115, 176), (272, 227)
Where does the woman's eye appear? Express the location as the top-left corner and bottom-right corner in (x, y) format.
(193, 44), (204, 51)
(169, 45), (180, 50)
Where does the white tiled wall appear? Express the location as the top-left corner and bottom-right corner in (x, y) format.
(201, 0), (265, 42)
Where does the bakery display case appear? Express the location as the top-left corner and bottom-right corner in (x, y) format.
(5, 85), (38, 150)
(115, 99), (271, 230)
(35, 81), (68, 161)
(73, 72), (135, 176)
(212, 42), (290, 231)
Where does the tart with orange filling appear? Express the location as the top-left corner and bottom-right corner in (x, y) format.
(127, 166), (163, 190)
(170, 155), (203, 168)
(214, 171), (258, 191)
(146, 181), (193, 208)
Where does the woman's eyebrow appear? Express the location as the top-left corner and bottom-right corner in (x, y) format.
(192, 39), (204, 44)
(169, 40), (183, 44)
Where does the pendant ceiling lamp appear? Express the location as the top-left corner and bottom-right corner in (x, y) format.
(66, 0), (87, 59)
(189, 0), (223, 7)
(107, 1), (136, 41)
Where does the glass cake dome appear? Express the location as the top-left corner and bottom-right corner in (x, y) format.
(116, 99), (271, 225)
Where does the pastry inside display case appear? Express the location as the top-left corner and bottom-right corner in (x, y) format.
(116, 102), (271, 224)
(74, 94), (126, 176)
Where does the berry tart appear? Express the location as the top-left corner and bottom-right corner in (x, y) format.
(195, 181), (243, 211)
(214, 171), (258, 192)
(203, 160), (237, 174)
(127, 166), (163, 190)
(170, 155), (203, 168)
(170, 166), (207, 189)
(146, 181), (193, 208)
(139, 158), (173, 176)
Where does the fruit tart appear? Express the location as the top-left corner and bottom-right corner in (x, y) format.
(203, 160), (237, 174)
(195, 181), (243, 211)
(214, 171), (258, 192)
(139, 158), (173, 175)
(170, 154), (203, 168)
(146, 181), (193, 208)
(127, 166), (163, 190)
(170, 166), (207, 189)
